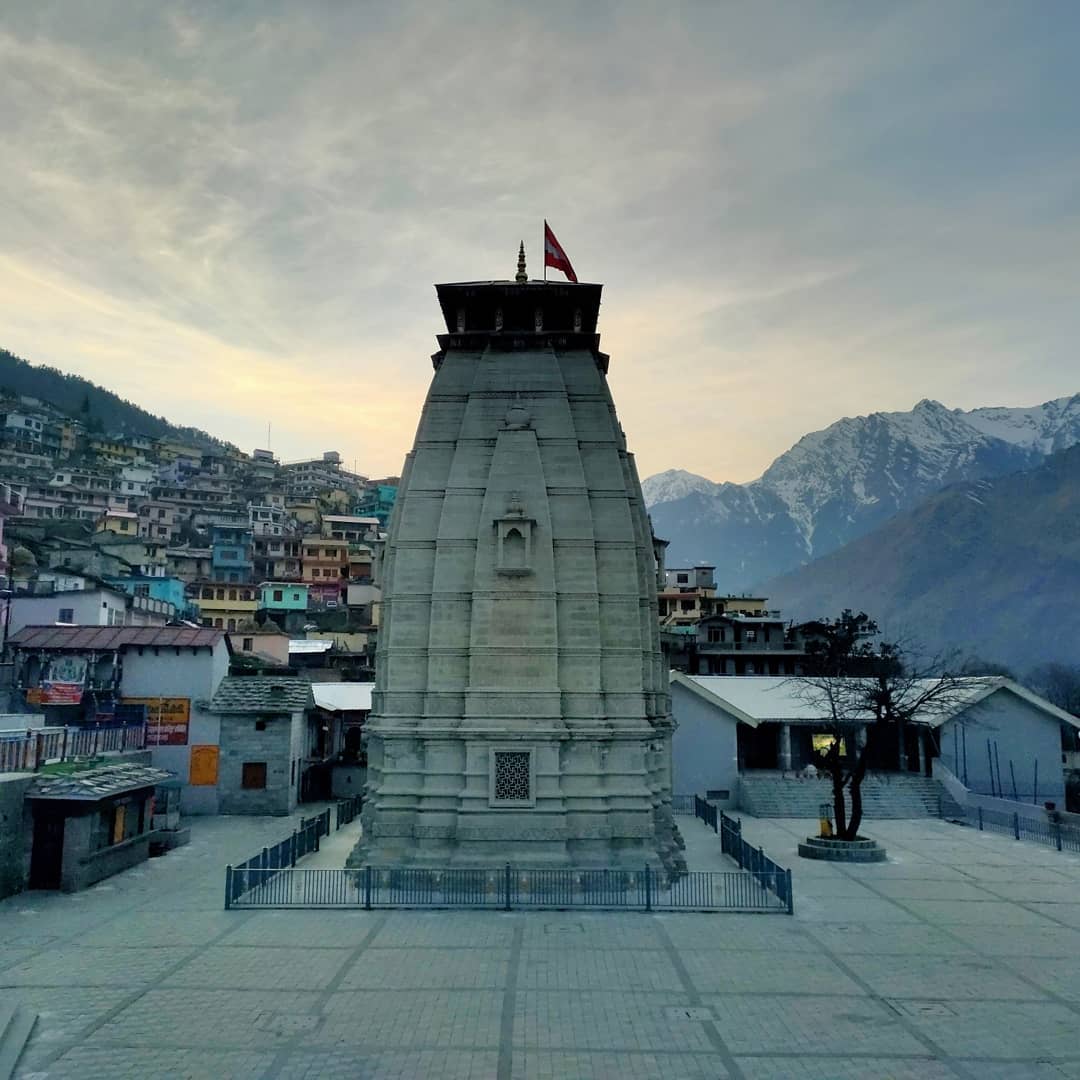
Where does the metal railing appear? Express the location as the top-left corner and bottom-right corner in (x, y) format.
(671, 794), (695, 816)
(336, 794), (362, 829)
(694, 795), (794, 914)
(0, 722), (146, 772)
(224, 808), (332, 909)
(225, 863), (791, 913)
(952, 804), (1080, 854)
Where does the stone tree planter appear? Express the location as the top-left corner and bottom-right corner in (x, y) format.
(798, 836), (887, 862)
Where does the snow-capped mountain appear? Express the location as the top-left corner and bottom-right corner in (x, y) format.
(644, 394), (1080, 590)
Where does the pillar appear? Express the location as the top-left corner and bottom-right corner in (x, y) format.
(778, 723), (792, 772)
(897, 723), (906, 772)
(917, 732), (927, 776)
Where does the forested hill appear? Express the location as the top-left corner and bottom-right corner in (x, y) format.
(0, 348), (227, 448)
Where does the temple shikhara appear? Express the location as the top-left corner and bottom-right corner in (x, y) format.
(352, 248), (682, 871)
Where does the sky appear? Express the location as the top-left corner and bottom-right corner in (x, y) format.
(1, 2), (1078, 483)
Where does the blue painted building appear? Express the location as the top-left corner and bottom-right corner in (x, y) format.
(106, 575), (198, 620)
(355, 484), (397, 527)
(211, 525), (254, 583)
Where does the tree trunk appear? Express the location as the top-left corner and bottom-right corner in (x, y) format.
(842, 745), (870, 841)
(828, 743), (847, 838)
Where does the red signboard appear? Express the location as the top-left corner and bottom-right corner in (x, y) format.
(39, 681), (84, 705)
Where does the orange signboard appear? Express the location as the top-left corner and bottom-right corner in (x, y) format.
(189, 744), (219, 786)
(124, 697), (191, 746)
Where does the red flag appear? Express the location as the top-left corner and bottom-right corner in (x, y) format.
(544, 221), (578, 283)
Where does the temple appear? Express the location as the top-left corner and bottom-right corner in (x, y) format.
(351, 249), (681, 870)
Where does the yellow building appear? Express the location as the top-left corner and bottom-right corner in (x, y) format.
(95, 509), (139, 536)
(286, 499), (320, 528)
(192, 582), (259, 631)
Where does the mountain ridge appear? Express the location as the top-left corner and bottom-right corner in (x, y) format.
(643, 394), (1080, 588)
(760, 443), (1080, 670)
(0, 347), (229, 449)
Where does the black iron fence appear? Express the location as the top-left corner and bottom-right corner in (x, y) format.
(225, 807), (331, 909)
(224, 794), (795, 913)
(694, 795), (794, 915)
(336, 794), (362, 829)
(671, 794), (696, 816)
(952, 804), (1080, 854)
(225, 863), (791, 913)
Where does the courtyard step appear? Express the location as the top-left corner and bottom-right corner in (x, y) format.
(738, 773), (948, 819)
(0, 1004), (37, 1080)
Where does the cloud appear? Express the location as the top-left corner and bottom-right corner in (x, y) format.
(0, 2), (1078, 482)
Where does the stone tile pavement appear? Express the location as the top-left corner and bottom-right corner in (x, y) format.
(3, 810), (1080, 1078)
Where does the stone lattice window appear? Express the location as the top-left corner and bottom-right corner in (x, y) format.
(491, 750), (533, 806)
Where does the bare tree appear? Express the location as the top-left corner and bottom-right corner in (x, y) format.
(792, 613), (982, 841)
(1026, 662), (1080, 719)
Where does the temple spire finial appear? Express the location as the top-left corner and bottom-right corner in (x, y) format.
(515, 241), (528, 283)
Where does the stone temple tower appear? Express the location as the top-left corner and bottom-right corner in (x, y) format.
(353, 251), (679, 870)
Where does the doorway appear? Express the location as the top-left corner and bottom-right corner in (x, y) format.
(29, 814), (65, 890)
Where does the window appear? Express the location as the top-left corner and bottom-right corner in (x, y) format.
(707, 627), (725, 643)
(254, 718), (266, 731)
(241, 762), (267, 789)
(242, 637), (255, 652)
(490, 748), (534, 807)
(120, 520), (130, 531)
(202, 587), (214, 599)
(273, 590), (283, 602)
(214, 618), (223, 628)
(681, 599), (694, 611)
(58, 607), (74, 622)
(228, 589), (237, 600)
(227, 619), (236, 631)
(744, 629), (757, 642)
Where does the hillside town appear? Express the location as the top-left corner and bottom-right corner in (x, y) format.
(0, 390), (396, 659)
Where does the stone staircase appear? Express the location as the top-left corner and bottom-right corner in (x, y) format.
(738, 772), (951, 819)
(0, 1002), (36, 1080)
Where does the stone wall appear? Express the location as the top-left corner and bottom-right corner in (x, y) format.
(59, 800), (152, 892)
(0, 773), (34, 898)
(217, 711), (300, 815)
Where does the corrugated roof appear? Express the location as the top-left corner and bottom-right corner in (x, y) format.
(210, 676), (314, 713)
(29, 763), (172, 801)
(289, 639), (333, 654)
(312, 683), (373, 712)
(8, 626), (227, 650)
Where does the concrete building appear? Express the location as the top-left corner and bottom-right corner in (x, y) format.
(6, 626), (231, 814)
(8, 584), (130, 635)
(354, 261), (677, 870)
(211, 524), (254, 583)
(670, 674), (1080, 810)
(191, 581), (259, 630)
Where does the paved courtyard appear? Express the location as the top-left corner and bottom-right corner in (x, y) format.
(3, 811), (1080, 1079)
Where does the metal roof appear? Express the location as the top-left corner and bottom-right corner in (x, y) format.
(29, 763), (173, 801)
(670, 674), (1080, 730)
(210, 676), (314, 713)
(8, 626), (227, 650)
(312, 682), (373, 712)
(289, 639), (333, 654)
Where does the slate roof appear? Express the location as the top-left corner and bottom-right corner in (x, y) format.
(8, 626), (227, 651)
(210, 676), (314, 714)
(29, 763), (172, 801)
